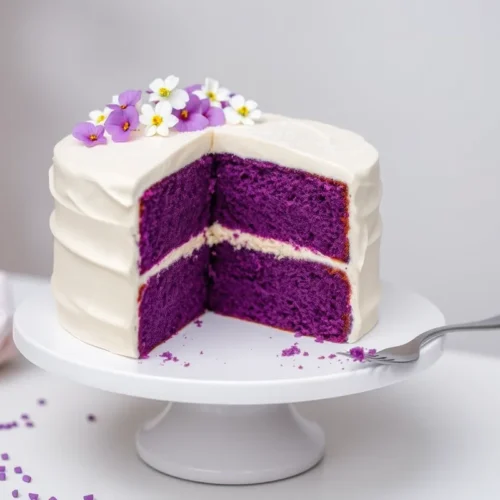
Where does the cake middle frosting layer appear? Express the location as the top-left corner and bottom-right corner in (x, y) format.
(50, 114), (382, 358)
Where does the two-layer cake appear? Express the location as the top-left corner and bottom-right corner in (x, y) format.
(50, 78), (382, 358)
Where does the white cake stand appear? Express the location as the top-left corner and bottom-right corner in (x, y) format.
(13, 283), (445, 485)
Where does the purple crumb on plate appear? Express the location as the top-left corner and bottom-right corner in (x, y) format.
(303, 352), (309, 357)
(298, 365), (303, 370)
(293, 333), (303, 338)
(200, 350), (204, 355)
(194, 319), (203, 327)
(49, 497), (58, 500)
(26, 422), (34, 428)
(328, 354), (336, 359)
(1, 453), (9, 460)
(87, 414), (96, 422)
(22, 474), (32, 483)
(349, 347), (366, 362)
(83, 495), (94, 500)
(318, 356), (325, 360)
(21, 414), (29, 420)
(183, 362), (190, 368)
(368, 348), (377, 356)
(0, 465), (5, 471)
(0, 472), (6, 480)
(14, 466), (22, 474)
(37, 398), (46, 406)
(29, 494), (39, 500)
(173, 357), (179, 362)
(281, 345), (301, 357)
(12, 490), (19, 498)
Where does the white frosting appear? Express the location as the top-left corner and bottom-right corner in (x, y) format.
(50, 114), (382, 358)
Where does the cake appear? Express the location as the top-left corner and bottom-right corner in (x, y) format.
(50, 76), (382, 358)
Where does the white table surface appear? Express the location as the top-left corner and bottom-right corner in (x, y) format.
(1, 274), (500, 500)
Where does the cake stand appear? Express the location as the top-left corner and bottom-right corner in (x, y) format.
(13, 283), (445, 485)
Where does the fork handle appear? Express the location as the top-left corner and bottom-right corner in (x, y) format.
(418, 313), (500, 347)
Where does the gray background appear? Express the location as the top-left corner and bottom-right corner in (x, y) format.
(1, 0), (499, 348)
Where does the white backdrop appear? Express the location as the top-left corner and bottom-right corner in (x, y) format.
(1, 0), (499, 343)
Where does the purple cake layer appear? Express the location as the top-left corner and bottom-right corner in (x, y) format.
(212, 154), (350, 262)
(139, 155), (214, 274)
(208, 242), (352, 342)
(138, 246), (209, 357)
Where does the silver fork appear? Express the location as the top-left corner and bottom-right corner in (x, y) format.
(339, 314), (500, 365)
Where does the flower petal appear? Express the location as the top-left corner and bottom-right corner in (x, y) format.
(205, 107), (225, 126)
(125, 107), (140, 129)
(156, 101), (173, 117)
(187, 113), (209, 132)
(241, 117), (254, 126)
(89, 110), (101, 122)
(156, 123), (171, 136)
(229, 94), (245, 110)
(169, 89), (189, 110)
(216, 87), (230, 102)
(72, 122), (95, 141)
(145, 125), (157, 137)
(165, 114), (179, 127)
(249, 109), (262, 120)
(165, 75), (180, 90)
(209, 101), (222, 108)
(192, 90), (206, 100)
(149, 78), (164, 92)
(185, 94), (201, 113)
(224, 107), (241, 124)
(185, 83), (202, 94)
(141, 103), (154, 116)
(120, 90), (142, 107)
(205, 77), (219, 92)
(199, 98), (210, 114)
(139, 114), (151, 126)
(245, 100), (258, 111)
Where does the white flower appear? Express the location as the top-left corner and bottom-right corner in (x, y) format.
(88, 107), (111, 125)
(139, 102), (178, 137)
(148, 75), (189, 110)
(223, 95), (262, 125)
(193, 77), (230, 107)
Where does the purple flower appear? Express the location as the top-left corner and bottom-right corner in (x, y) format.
(184, 83), (202, 94)
(199, 98), (225, 127)
(173, 94), (209, 132)
(105, 107), (139, 142)
(72, 123), (107, 147)
(108, 90), (141, 111)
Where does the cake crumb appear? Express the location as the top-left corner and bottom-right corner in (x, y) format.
(183, 362), (190, 368)
(314, 337), (325, 344)
(200, 350), (204, 355)
(37, 398), (46, 406)
(194, 319), (203, 327)
(87, 414), (96, 422)
(173, 356), (179, 362)
(349, 347), (366, 362)
(318, 356), (325, 360)
(303, 351), (309, 357)
(281, 345), (301, 357)
(328, 354), (336, 359)
(160, 351), (173, 361)
(298, 365), (303, 370)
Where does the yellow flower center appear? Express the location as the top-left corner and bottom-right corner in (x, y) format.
(152, 115), (163, 126)
(180, 109), (189, 119)
(159, 87), (170, 97)
(120, 104), (127, 109)
(207, 91), (217, 101)
(238, 106), (249, 117)
(96, 114), (106, 124)
(89, 134), (97, 141)
(122, 122), (130, 131)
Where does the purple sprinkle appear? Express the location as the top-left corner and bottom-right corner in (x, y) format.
(87, 414), (96, 422)
(281, 345), (301, 357)
(49, 497), (58, 500)
(349, 347), (366, 362)
(26, 422), (34, 428)
(21, 414), (29, 420)
(22, 474), (32, 483)
(298, 365), (303, 370)
(12, 490), (19, 498)
(200, 350), (204, 355)
(11, 422), (18, 428)
(0, 466), (5, 471)
(0, 472), (6, 480)
(83, 495), (94, 500)
(173, 356), (179, 362)
(1, 453), (9, 460)
(303, 351), (309, 357)
(183, 362), (190, 368)
(318, 356), (325, 360)
(328, 353), (336, 359)
(29, 494), (39, 500)
(194, 319), (203, 327)
(14, 466), (22, 474)
(37, 398), (46, 406)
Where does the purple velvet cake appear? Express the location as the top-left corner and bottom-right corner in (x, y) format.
(137, 154), (352, 357)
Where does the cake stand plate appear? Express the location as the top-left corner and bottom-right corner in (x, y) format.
(14, 283), (445, 485)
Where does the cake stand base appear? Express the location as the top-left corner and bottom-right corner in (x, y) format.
(136, 403), (324, 484)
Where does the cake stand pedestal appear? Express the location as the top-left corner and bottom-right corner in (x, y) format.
(13, 283), (445, 485)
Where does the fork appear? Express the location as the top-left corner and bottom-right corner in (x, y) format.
(339, 314), (500, 365)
